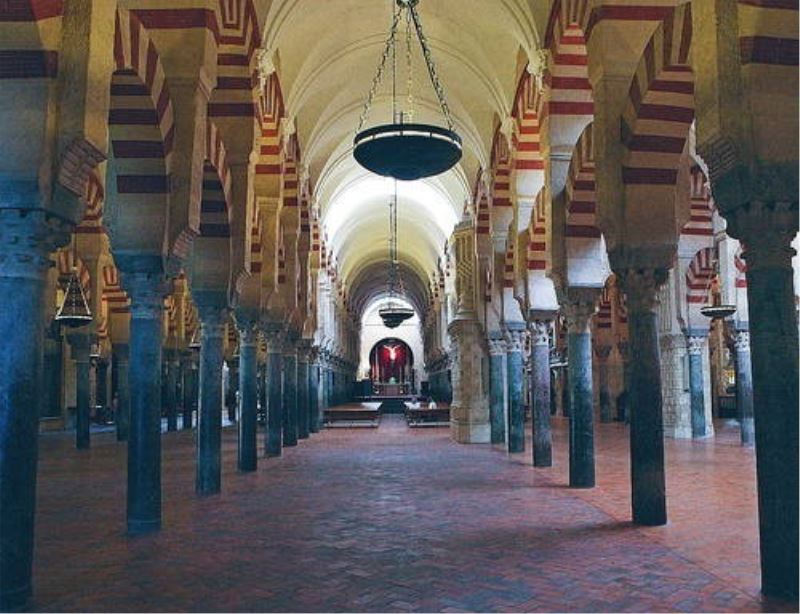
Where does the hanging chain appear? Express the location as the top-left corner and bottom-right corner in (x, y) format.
(405, 9), (414, 123)
(356, 5), (402, 135)
(409, 4), (454, 130)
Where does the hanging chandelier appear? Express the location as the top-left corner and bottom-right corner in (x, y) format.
(55, 268), (93, 328)
(699, 254), (736, 321)
(353, 0), (462, 181)
(379, 182), (415, 328)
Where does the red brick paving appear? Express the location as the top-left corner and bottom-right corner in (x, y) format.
(30, 414), (796, 612)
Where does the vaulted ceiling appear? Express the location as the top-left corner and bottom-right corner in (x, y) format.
(259, 0), (551, 314)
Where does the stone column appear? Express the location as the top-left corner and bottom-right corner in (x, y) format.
(448, 319), (491, 443)
(728, 205), (798, 598)
(195, 303), (227, 496)
(487, 335), (507, 445)
(67, 332), (92, 450)
(181, 351), (196, 430)
(617, 267), (668, 526)
(120, 265), (167, 535)
(595, 345), (613, 423)
(505, 326), (525, 454)
(734, 330), (754, 446)
(686, 335), (708, 439)
(529, 317), (553, 467)
(226, 357), (239, 424)
(616, 341), (629, 423)
(113, 343), (130, 441)
(283, 341), (299, 447)
(164, 349), (179, 432)
(264, 328), (283, 457)
(236, 322), (258, 472)
(309, 350), (321, 433)
(297, 342), (311, 440)
(0, 211), (68, 611)
(563, 296), (597, 489)
(96, 357), (109, 414)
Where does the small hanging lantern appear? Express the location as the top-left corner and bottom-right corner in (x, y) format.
(379, 180), (415, 329)
(353, 0), (462, 181)
(700, 303), (737, 320)
(55, 268), (93, 328)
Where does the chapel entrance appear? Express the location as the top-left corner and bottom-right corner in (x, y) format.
(368, 338), (414, 397)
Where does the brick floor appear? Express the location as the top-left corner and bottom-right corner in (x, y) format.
(30, 414), (796, 613)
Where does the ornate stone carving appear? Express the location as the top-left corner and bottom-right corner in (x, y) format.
(562, 299), (597, 335)
(726, 201), (798, 271)
(487, 336), (506, 356)
(734, 330), (751, 353)
(686, 335), (706, 356)
(527, 47), (550, 89)
(616, 268), (669, 315)
(529, 319), (551, 347)
(121, 270), (169, 320)
(0, 210), (71, 279)
(504, 327), (525, 353)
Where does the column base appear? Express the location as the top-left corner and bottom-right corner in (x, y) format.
(450, 415), (490, 443)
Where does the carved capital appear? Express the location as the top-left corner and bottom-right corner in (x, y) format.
(529, 319), (551, 347)
(121, 270), (169, 320)
(0, 209), (71, 279)
(562, 299), (597, 335)
(734, 330), (751, 353)
(487, 337), (507, 356)
(196, 305), (228, 341)
(504, 327), (525, 353)
(686, 335), (706, 356)
(616, 268), (669, 315)
(725, 201), (798, 271)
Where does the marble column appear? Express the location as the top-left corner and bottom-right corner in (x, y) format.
(595, 345), (613, 423)
(68, 332), (92, 450)
(617, 267), (668, 526)
(309, 352), (321, 433)
(734, 330), (754, 446)
(181, 351), (197, 430)
(297, 343), (311, 440)
(283, 342), (299, 447)
(616, 341), (630, 423)
(686, 335), (708, 439)
(505, 326), (525, 454)
(113, 343), (130, 441)
(563, 296), (597, 489)
(164, 349), (179, 432)
(448, 318), (491, 444)
(487, 335), (507, 445)
(237, 322), (258, 472)
(121, 265), (167, 535)
(530, 318), (553, 467)
(0, 211), (67, 611)
(226, 357), (239, 423)
(729, 207), (798, 598)
(195, 304), (227, 496)
(264, 329), (283, 457)
(96, 357), (109, 414)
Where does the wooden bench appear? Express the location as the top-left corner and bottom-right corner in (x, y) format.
(405, 405), (450, 427)
(324, 404), (381, 428)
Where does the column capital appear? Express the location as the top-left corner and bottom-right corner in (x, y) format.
(120, 270), (169, 320)
(562, 297), (597, 334)
(195, 303), (228, 340)
(504, 326), (526, 353)
(0, 209), (71, 279)
(734, 330), (751, 353)
(487, 336), (507, 355)
(615, 267), (669, 315)
(529, 319), (551, 347)
(726, 201), (798, 271)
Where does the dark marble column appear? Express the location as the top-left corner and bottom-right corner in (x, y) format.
(487, 336), (507, 445)
(564, 296), (597, 489)
(236, 322), (258, 472)
(616, 341), (630, 423)
(0, 211), (68, 611)
(309, 352), (321, 433)
(283, 343), (299, 447)
(195, 304), (226, 496)
(164, 349), (179, 432)
(96, 357), (109, 414)
(181, 351), (197, 430)
(595, 345), (613, 424)
(120, 265), (168, 535)
(731, 208), (798, 599)
(226, 357), (239, 424)
(113, 343), (130, 441)
(617, 267), (668, 526)
(264, 329), (283, 457)
(68, 332), (92, 450)
(505, 327), (525, 454)
(297, 343), (311, 440)
(686, 335), (708, 438)
(529, 318), (553, 467)
(734, 330), (754, 446)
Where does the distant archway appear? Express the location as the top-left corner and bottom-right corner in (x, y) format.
(369, 338), (414, 396)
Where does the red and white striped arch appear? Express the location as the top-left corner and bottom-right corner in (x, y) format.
(686, 246), (715, 307)
(102, 265), (130, 315)
(108, 8), (175, 252)
(682, 164), (714, 238)
(255, 72), (284, 181)
(565, 123), (598, 239)
(75, 170), (105, 236)
(594, 284), (613, 334)
(527, 189), (549, 275)
(199, 119), (233, 239)
(621, 4), (693, 190)
(512, 72), (544, 174)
